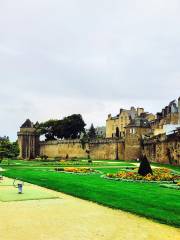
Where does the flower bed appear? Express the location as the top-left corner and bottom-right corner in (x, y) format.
(58, 160), (106, 166)
(104, 168), (180, 183)
(55, 167), (100, 175)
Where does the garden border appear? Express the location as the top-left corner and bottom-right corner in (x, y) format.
(55, 169), (102, 175)
(102, 175), (176, 184)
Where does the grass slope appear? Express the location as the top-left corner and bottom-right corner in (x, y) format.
(3, 167), (180, 227)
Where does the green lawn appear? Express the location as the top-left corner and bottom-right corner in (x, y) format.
(0, 186), (58, 202)
(3, 166), (180, 227)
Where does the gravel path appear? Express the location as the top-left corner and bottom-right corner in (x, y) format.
(0, 178), (179, 240)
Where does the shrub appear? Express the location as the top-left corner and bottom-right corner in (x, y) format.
(138, 155), (152, 176)
(40, 155), (48, 160)
(54, 168), (64, 172)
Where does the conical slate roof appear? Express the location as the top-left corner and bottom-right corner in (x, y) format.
(21, 119), (34, 128)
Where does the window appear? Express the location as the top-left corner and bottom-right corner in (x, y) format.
(130, 128), (136, 134)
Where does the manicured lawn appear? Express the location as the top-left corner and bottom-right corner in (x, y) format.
(3, 166), (180, 227)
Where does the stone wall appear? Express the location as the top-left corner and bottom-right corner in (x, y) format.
(40, 140), (87, 159)
(89, 139), (124, 160)
(36, 132), (180, 165)
(143, 130), (180, 165)
(40, 139), (125, 160)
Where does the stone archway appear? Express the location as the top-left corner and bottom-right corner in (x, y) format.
(115, 127), (120, 138)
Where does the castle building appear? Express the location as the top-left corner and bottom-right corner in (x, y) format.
(151, 98), (180, 136)
(124, 117), (151, 160)
(17, 97), (180, 165)
(143, 97), (180, 165)
(106, 107), (151, 138)
(17, 119), (39, 159)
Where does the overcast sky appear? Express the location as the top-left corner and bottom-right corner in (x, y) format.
(0, 0), (180, 140)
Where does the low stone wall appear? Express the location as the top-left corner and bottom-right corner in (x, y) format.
(40, 140), (87, 159)
(89, 139), (124, 160)
(40, 139), (125, 160)
(124, 145), (141, 160)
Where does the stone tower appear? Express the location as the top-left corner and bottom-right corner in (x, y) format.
(17, 119), (40, 159)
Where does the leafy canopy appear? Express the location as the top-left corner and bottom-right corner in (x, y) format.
(37, 114), (86, 140)
(0, 136), (19, 160)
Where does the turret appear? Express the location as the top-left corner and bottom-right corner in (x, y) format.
(17, 119), (40, 159)
(108, 114), (112, 119)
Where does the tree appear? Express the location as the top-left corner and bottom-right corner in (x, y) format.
(56, 114), (86, 139)
(37, 114), (86, 140)
(8, 141), (20, 158)
(37, 119), (59, 141)
(0, 137), (19, 163)
(88, 124), (96, 139)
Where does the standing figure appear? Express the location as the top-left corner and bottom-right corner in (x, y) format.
(13, 179), (24, 194)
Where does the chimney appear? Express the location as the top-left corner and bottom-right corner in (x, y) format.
(137, 108), (144, 116)
(162, 108), (165, 118)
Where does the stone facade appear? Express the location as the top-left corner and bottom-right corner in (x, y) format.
(40, 139), (125, 160)
(40, 140), (87, 159)
(124, 117), (152, 160)
(89, 139), (125, 160)
(18, 119), (39, 159)
(143, 128), (180, 165)
(151, 99), (179, 134)
(106, 106), (154, 138)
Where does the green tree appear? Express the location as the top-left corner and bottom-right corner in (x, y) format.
(57, 114), (86, 139)
(88, 124), (96, 139)
(37, 114), (86, 140)
(37, 119), (59, 141)
(0, 137), (19, 163)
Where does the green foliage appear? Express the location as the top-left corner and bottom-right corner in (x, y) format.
(0, 137), (19, 160)
(88, 124), (96, 139)
(80, 132), (89, 149)
(37, 119), (58, 141)
(56, 114), (86, 139)
(37, 114), (86, 140)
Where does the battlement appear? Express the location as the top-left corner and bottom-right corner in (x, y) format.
(40, 138), (124, 146)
